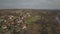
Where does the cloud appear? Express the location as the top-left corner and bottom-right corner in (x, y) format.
(0, 0), (60, 9)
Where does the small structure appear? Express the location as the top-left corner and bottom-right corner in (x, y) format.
(21, 23), (27, 29)
(1, 20), (7, 29)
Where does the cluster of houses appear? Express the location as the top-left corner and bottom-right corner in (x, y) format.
(0, 12), (31, 33)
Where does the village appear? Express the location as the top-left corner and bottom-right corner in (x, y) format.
(0, 12), (31, 34)
(0, 9), (60, 34)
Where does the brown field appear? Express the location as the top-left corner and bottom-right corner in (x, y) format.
(0, 9), (60, 34)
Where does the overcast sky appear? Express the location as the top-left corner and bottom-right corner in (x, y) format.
(0, 0), (60, 9)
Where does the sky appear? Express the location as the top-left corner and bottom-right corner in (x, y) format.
(0, 0), (60, 9)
